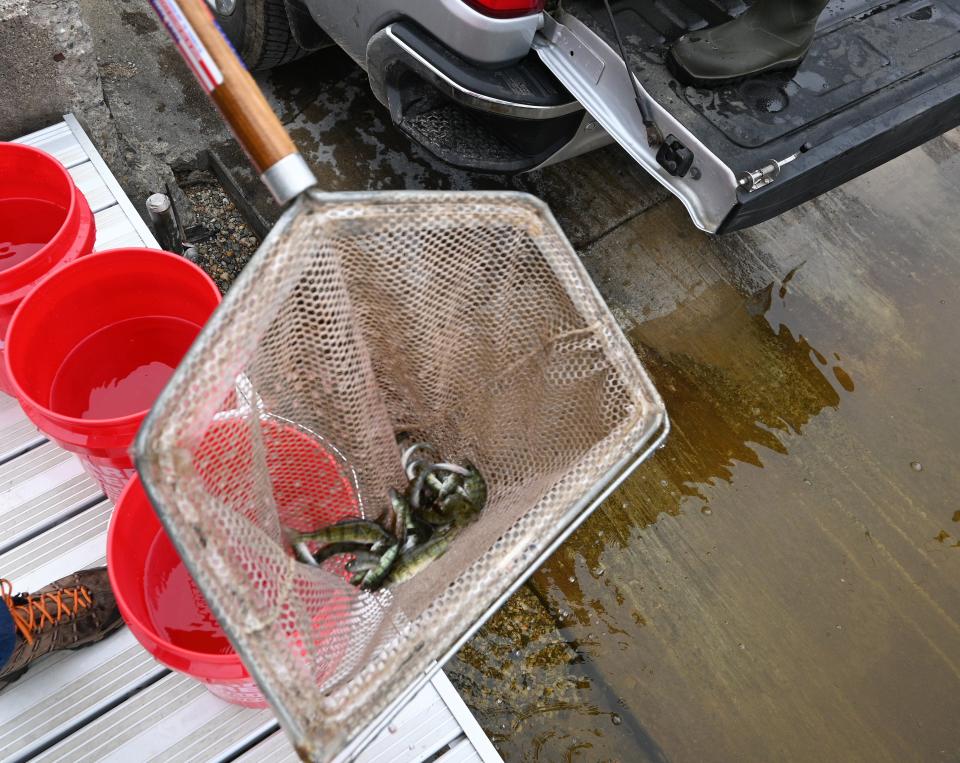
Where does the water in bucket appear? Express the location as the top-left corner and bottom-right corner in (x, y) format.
(48, 316), (201, 419)
(0, 199), (67, 269)
(143, 528), (233, 655)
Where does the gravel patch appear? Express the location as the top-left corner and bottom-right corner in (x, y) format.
(179, 170), (260, 292)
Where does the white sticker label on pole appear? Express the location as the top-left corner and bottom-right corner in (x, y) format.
(150, 0), (224, 92)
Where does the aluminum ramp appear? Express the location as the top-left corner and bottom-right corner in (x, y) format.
(0, 116), (500, 763)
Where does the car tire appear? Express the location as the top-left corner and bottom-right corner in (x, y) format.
(213, 0), (306, 71)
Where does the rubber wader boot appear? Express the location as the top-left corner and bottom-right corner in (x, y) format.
(668, 0), (831, 87)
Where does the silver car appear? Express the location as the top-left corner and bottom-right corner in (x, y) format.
(212, 0), (960, 233)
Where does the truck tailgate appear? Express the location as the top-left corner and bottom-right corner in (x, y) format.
(536, 0), (960, 232)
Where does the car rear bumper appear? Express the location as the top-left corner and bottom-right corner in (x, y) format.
(303, 0), (541, 67)
(366, 22), (609, 173)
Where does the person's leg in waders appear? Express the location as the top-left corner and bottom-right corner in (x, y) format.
(668, 0), (831, 87)
(0, 568), (123, 689)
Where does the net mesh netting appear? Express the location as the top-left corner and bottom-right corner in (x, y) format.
(136, 191), (664, 761)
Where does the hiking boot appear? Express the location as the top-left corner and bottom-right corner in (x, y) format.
(0, 568), (123, 689)
(668, 0), (831, 87)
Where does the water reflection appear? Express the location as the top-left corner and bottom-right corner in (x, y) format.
(255, 56), (958, 758)
(627, 278), (851, 507)
(539, 275), (854, 589)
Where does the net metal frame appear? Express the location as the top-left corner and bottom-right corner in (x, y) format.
(136, 190), (667, 761)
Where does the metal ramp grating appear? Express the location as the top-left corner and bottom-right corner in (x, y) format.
(0, 116), (501, 763)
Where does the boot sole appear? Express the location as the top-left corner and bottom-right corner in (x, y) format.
(666, 48), (807, 89)
(0, 617), (126, 691)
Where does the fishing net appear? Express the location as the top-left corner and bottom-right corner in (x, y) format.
(135, 190), (665, 761)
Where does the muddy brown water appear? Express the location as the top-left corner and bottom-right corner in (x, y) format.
(254, 54), (960, 762)
(445, 145), (960, 761)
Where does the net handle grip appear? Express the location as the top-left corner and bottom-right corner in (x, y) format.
(150, 0), (316, 204)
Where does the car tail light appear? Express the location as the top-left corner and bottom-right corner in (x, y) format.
(463, 0), (545, 18)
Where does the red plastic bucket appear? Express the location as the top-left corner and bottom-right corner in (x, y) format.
(0, 143), (96, 393)
(108, 419), (359, 707)
(3, 248), (220, 501)
(108, 476), (266, 707)
(192, 414), (363, 539)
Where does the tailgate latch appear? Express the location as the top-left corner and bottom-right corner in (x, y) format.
(656, 134), (695, 178)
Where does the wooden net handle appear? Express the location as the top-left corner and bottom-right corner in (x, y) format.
(151, 0), (315, 202)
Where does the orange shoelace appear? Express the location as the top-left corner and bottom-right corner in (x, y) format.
(1, 578), (92, 644)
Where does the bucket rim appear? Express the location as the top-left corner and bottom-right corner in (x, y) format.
(0, 142), (87, 293)
(3, 247), (221, 432)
